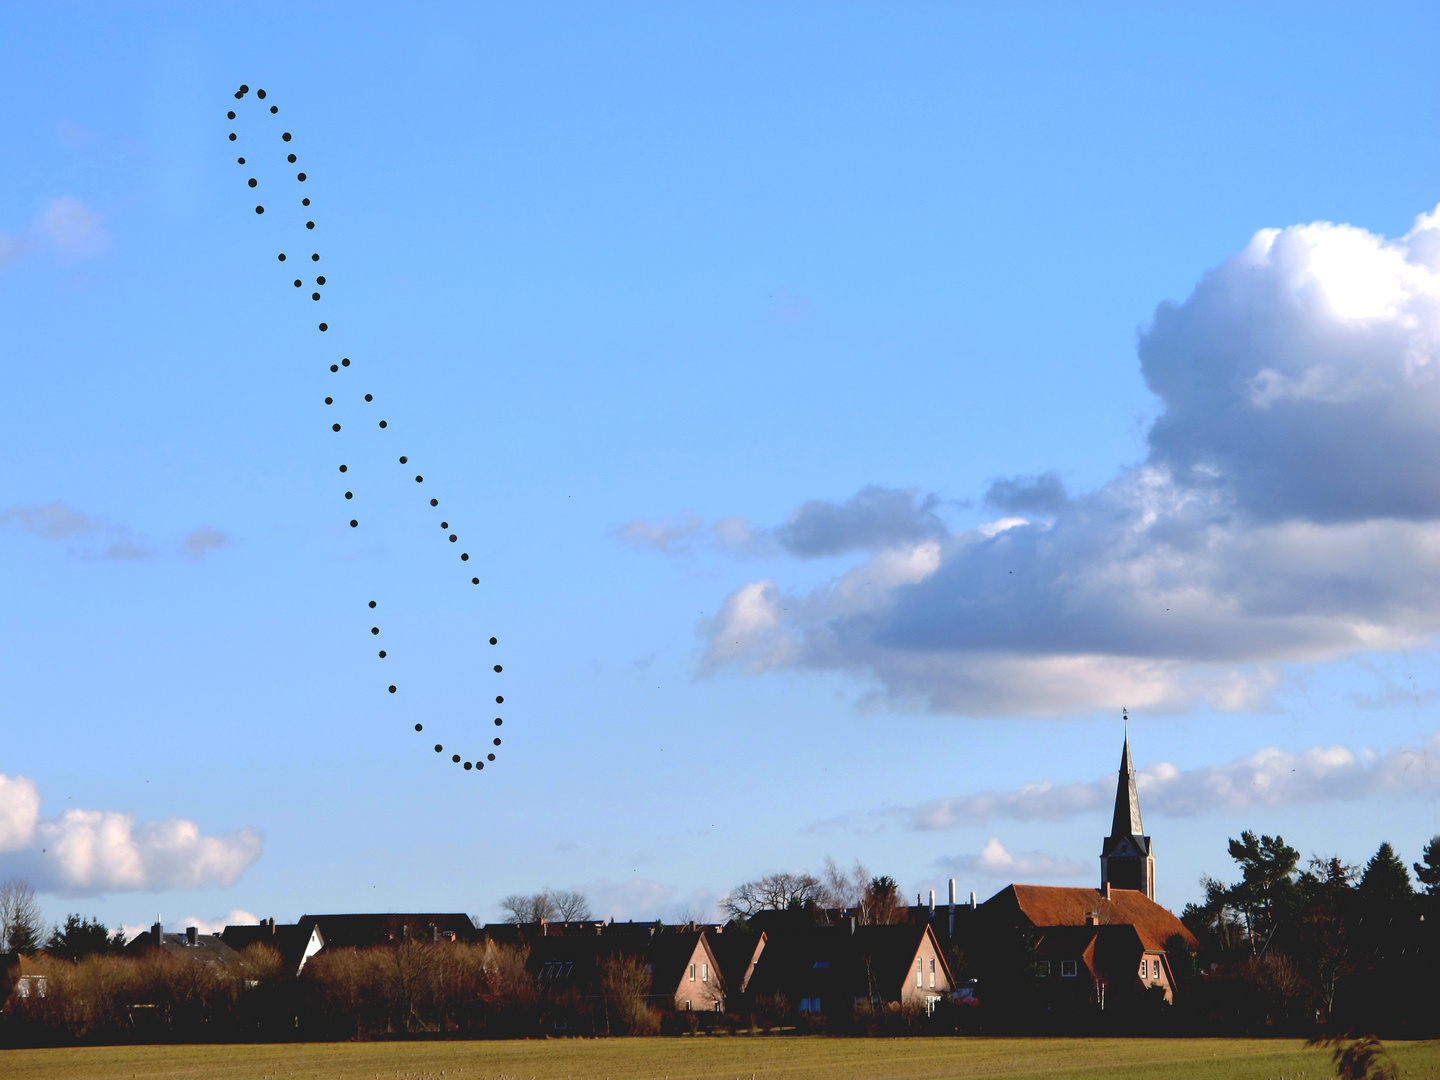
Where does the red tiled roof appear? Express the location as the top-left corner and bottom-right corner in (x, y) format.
(989, 885), (1197, 951)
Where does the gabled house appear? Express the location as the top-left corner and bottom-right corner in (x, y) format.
(749, 922), (954, 1017)
(124, 922), (242, 966)
(709, 930), (765, 1002)
(295, 913), (480, 950)
(525, 929), (726, 1014)
(221, 917), (325, 975)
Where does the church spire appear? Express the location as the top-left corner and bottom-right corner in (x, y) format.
(1109, 711), (1143, 838)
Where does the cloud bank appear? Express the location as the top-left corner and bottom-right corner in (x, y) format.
(1, 501), (229, 563)
(675, 205), (1440, 714)
(937, 838), (1087, 880)
(0, 196), (107, 268)
(0, 774), (262, 896)
(905, 733), (1440, 830)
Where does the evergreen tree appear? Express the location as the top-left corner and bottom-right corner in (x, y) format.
(1224, 831), (1302, 951)
(1358, 842), (1413, 905)
(47, 913), (116, 961)
(1413, 835), (1440, 895)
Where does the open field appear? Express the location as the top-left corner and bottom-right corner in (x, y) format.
(3, 1037), (1438, 1080)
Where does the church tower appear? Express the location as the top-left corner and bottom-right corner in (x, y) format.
(1099, 712), (1155, 898)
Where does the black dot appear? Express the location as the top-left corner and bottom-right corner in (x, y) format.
(319, 322), (327, 331)
(297, 172), (307, 182)
(388, 685), (396, 694)
(495, 718), (503, 726)
(330, 364), (338, 372)
(461, 553), (469, 561)
(234, 91), (242, 100)
(472, 577), (479, 584)
(487, 753), (495, 761)
(452, 754), (461, 763)
(489, 637), (498, 645)
(306, 221), (314, 229)
(381, 651), (388, 658)
(371, 627), (379, 635)
(344, 492), (352, 500)
(229, 133), (236, 140)
(350, 520), (358, 528)
(364, 393), (372, 401)
(237, 157), (245, 164)
(414, 722), (421, 730)
(324, 396), (332, 404)
(493, 665), (502, 673)
(270, 105), (278, 114)
(431, 499), (438, 507)
(477, 762), (484, 770)
(312, 292), (320, 300)
(441, 522), (449, 529)
(312, 253), (320, 262)
(227, 111), (236, 119)
(288, 154), (297, 163)
(257, 89), (266, 99)
(248, 178), (257, 187)
(341, 357), (349, 366)
(279, 253), (287, 262)
(368, 601), (376, 608)
(378, 420), (386, 428)
(399, 456), (408, 464)
(449, 535), (457, 542)
(317, 276), (326, 285)
(283, 132), (291, 141)
(302, 197), (310, 206)
(494, 738), (501, 746)
(255, 206), (264, 214)
(415, 475), (423, 482)
(434, 744), (442, 752)
(496, 696), (503, 704)
(464, 761), (472, 770)
(332, 423), (341, 431)
(239, 84), (249, 93)
(338, 464), (347, 472)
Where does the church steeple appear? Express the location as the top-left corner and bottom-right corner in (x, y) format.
(1100, 709), (1155, 898)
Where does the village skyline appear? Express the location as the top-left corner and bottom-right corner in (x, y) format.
(3, 3), (1440, 946)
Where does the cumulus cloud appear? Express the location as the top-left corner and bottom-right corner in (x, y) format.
(0, 773), (262, 896)
(686, 205), (1440, 714)
(904, 732), (1440, 830)
(938, 838), (1087, 880)
(182, 527), (228, 559)
(618, 515), (705, 552)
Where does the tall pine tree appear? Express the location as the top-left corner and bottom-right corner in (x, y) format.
(1358, 842), (1414, 905)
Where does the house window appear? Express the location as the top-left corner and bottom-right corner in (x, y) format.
(1152, 959), (1160, 979)
(688, 963), (695, 982)
(799, 997), (822, 1014)
(702, 962), (708, 983)
(929, 958), (935, 988)
(1060, 960), (1078, 977)
(1140, 959), (1147, 978)
(1039, 961), (1051, 977)
(684, 999), (692, 1011)
(916, 959), (923, 987)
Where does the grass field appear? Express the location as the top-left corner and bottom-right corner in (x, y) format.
(3, 1037), (1438, 1080)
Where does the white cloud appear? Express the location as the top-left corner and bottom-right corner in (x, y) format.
(938, 838), (1087, 880)
(904, 732), (1440, 830)
(681, 205), (1440, 715)
(181, 526), (228, 559)
(2, 501), (229, 563)
(0, 773), (262, 896)
(618, 514), (705, 552)
(0, 197), (107, 269)
(181, 909), (258, 936)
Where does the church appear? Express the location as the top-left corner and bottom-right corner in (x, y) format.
(968, 722), (1197, 1007)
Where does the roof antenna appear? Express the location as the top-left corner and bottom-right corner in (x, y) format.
(1122, 706), (1128, 739)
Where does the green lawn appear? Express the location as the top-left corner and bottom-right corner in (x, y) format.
(3, 1037), (1438, 1080)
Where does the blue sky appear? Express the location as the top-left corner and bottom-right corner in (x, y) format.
(3, 2), (1440, 936)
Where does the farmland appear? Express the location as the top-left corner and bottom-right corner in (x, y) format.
(4, 1036), (1439, 1080)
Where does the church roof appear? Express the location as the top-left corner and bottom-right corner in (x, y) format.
(1109, 735), (1144, 839)
(985, 884), (1197, 951)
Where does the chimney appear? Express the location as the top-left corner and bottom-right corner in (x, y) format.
(152, 917), (164, 947)
(186, 926), (198, 946)
(948, 879), (956, 936)
(849, 916), (856, 935)
(268, 917), (277, 935)
(541, 917), (547, 938)
(969, 891), (977, 911)
(1102, 881), (1112, 901)
(1085, 912), (1099, 926)
(430, 923), (439, 943)
(928, 889), (935, 917)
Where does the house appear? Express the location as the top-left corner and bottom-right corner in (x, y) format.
(295, 913), (480, 949)
(124, 921), (242, 966)
(221, 917), (325, 975)
(0, 952), (47, 1008)
(525, 929), (727, 1014)
(709, 930), (765, 1003)
(748, 922), (954, 1017)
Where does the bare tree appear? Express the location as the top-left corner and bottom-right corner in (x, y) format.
(500, 891), (558, 923)
(550, 890), (592, 922)
(820, 858), (869, 912)
(721, 872), (822, 918)
(0, 878), (44, 953)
